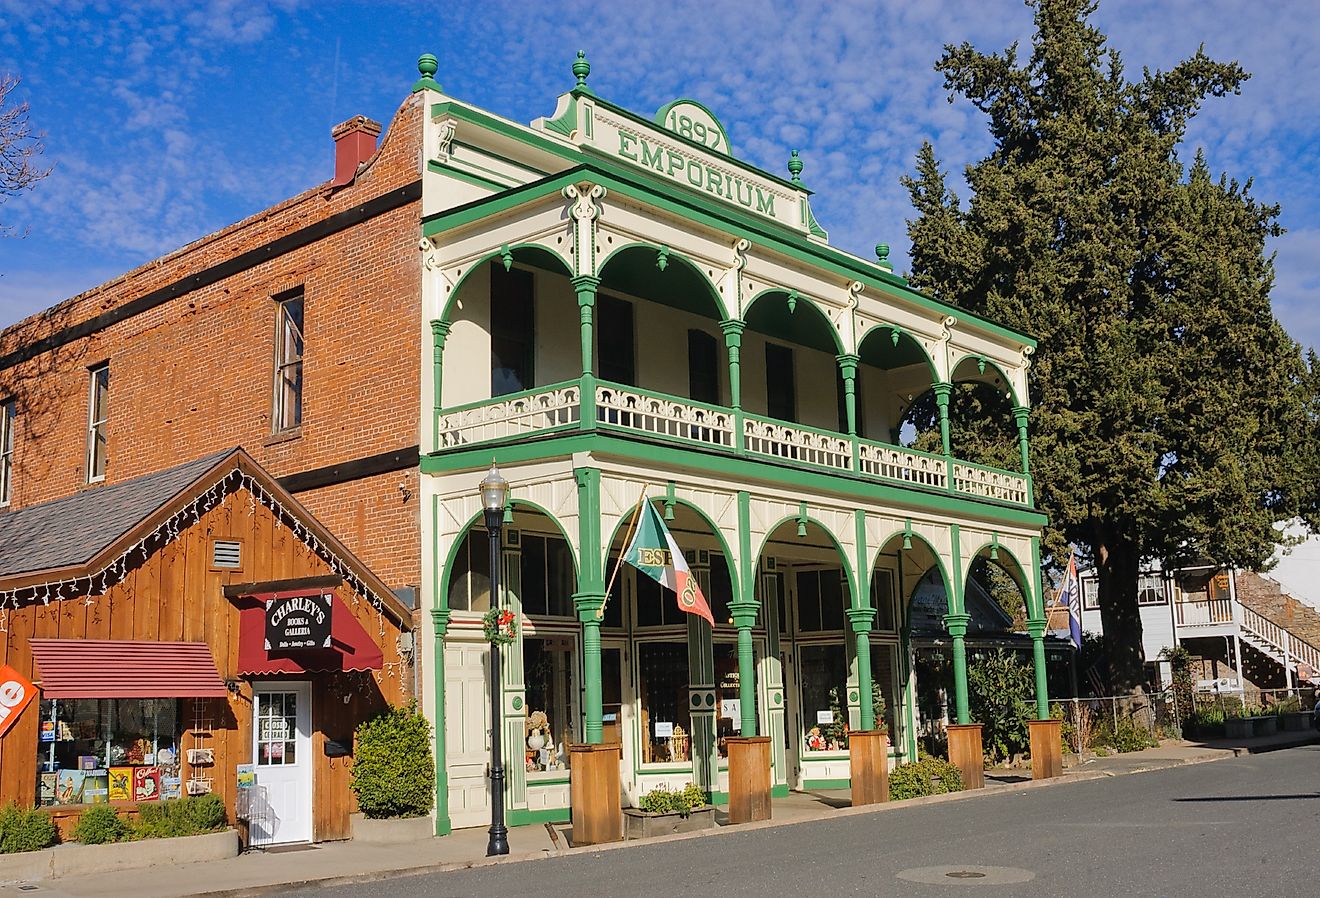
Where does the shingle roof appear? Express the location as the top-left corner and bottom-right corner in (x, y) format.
(0, 449), (236, 578)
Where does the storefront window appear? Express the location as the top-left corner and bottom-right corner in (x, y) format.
(36, 698), (182, 806)
(708, 553), (732, 627)
(523, 636), (576, 774)
(795, 568), (845, 632)
(447, 529), (491, 612)
(871, 568), (897, 632)
(519, 534), (574, 617)
(868, 643), (900, 737)
(799, 643), (848, 751)
(637, 642), (691, 764)
(713, 643), (759, 759)
(635, 570), (688, 627)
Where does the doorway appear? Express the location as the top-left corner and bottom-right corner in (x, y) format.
(249, 681), (312, 846)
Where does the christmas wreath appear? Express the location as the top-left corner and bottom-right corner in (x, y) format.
(482, 607), (518, 645)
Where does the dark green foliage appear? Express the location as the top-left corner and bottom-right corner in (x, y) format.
(1090, 715), (1158, 752)
(904, 0), (1310, 695)
(133, 795), (227, 840)
(350, 702), (435, 819)
(970, 557), (1029, 629)
(1160, 646), (1196, 728)
(968, 649), (1035, 762)
(637, 784), (709, 817)
(889, 756), (964, 801)
(72, 805), (129, 845)
(0, 803), (57, 853)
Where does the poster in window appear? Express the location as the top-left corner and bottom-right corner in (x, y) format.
(134, 766), (161, 802)
(265, 592), (333, 651)
(108, 767), (133, 801)
(55, 770), (85, 805)
(83, 771), (109, 804)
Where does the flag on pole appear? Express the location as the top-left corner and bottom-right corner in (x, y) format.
(1056, 552), (1082, 649)
(623, 500), (714, 626)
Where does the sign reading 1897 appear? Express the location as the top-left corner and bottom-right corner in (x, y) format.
(656, 100), (731, 156)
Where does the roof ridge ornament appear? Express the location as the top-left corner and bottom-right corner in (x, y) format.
(413, 52), (441, 93)
(572, 50), (594, 94)
(787, 149), (803, 183)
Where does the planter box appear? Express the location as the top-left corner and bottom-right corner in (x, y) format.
(1281, 711), (1312, 732)
(623, 805), (716, 840)
(0, 829), (238, 883)
(350, 812), (434, 843)
(1224, 717), (1254, 739)
(1252, 715), (1278, 737)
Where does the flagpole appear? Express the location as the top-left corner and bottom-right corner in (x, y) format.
(597, 483), (648, 620)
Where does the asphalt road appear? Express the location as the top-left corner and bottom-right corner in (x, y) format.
(287, 745), (1320, 898)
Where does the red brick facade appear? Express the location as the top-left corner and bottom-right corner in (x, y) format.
(0, 95), (424, 590)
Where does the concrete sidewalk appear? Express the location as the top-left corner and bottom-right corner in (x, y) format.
(8, 729), (1317, 898)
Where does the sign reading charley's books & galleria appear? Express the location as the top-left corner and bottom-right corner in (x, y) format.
(265, 592), (333, 651)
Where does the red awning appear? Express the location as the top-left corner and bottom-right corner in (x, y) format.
(236, 591), (384, 675)
(29, 640), (228, 699)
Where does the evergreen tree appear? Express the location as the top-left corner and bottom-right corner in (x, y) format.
(903, 0), (1310, 693)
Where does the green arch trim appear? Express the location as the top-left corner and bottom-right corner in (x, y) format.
(751, 514), (857, 608)
(856, 322), (939, 383)
(949, 353), (1022, 408)
(437, 243), (574, 326)
(654, 98), (734, 157)
(965, 541), (1035, 618)
(601, 496), (741, 604)
(873, 528), (953, 618)
(742, 287), (845, 356)
(596, 240), (731, 322)
(438, 498), (581, 611)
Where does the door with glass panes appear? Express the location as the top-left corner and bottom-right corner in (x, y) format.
(250, 681), (312, 845)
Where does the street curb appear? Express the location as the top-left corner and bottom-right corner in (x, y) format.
(195, 736), (1320, 897)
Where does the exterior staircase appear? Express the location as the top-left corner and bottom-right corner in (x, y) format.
(1234, 571), (1320, 681)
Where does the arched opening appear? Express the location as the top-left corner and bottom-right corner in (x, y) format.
(742, 290), (843, 431)
(440, 247), (577, 409)
(856, 325), (938, 445)
(594, 245), (729, 405)
(898, 380), (1018, 467)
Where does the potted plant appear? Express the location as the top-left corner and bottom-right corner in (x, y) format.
(623, 785), (715, 840)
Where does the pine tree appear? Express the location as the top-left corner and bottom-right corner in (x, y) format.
(903, 0), (1310, 693)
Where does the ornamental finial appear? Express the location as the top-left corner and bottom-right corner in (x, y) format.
(787, 149), (803, 183)
(572, 50), (592, 92)
(875, 243), (889, 263)
(413, 53), (441, 92)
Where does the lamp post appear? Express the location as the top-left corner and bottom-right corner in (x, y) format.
(480, 462), (510, 857)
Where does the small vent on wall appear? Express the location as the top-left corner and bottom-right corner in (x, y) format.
(212, 539), (242, 570)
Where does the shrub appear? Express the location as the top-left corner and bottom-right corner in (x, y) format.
(1160, 646), (1196, 728)
(0, 804), (57, 854)
(637, 784), (709, 817)
(1110, 718), (1158, 753)
(133, 795), (227, 840)
(968, 649), (1034, 763)
(889, 757), (963, 801)
(72, 805), (129, 845)
(351, 702), (435, 819)
(1272, 696), (1303, 715)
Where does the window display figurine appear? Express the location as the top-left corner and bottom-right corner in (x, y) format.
(806, 727), (827, 751)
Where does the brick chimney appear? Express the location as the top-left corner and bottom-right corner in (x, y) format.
(331, 115), (383, 186)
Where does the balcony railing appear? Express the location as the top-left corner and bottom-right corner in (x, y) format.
(436, 379), (1033, 507)
(1175, 597), (1235, 627)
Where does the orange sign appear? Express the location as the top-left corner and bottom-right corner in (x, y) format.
(0, 665), (36, 738)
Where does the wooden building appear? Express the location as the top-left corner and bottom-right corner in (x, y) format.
(0, 448), (413, 843)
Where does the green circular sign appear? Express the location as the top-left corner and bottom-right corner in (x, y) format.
(512, 696), (523, 710)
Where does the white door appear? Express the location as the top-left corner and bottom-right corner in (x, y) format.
(250, 682), (313, 846)
(445, 640), (492, 829)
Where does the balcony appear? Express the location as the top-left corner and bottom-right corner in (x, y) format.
(435, 378), (1032, 507)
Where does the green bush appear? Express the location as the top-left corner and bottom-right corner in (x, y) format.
(1110, 718), (1158, 753)
(968, 649), (1034, 763)
(1272, 696), (1303, 715)
(637, 784), (709, 817)
(133, 795), (227, 840)
(72, 805), (129, 845)
(888, 757), (964, 801)
(0, 804), (57, 854)
(351, 702), (435, 819)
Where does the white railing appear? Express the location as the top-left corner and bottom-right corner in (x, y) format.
(1175, 598), (1235, 627)
(742, 416), (852, 471)
(1240, 604), (1320, 674)
(951, 462), (1029, 505)
(595, 384), (735, 449)
(436, 385), (580, 447)
(858, 442), (947, 490)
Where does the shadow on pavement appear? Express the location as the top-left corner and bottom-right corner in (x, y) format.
(1173, 793), (1320, 802)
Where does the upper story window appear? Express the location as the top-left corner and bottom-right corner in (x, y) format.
(0, 398), (14, 505)
(86, 363), (109, 483)
(765, 343), (796, 422)
(598, 295), (635, 386)
(272, 290), (305, 432)
(687, 330), (720, 405)
(491, 265), (534, 396)
(794, 567), (845, 632)
(1137, 574), (1166, 606)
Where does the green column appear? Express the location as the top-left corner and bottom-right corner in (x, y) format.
(836, 353), (859, 436)
(574, 466), (606, 743)
(430, 607), (453, 836)
(933, 382), (953, 456)
(720, 320), (745, 409)
(573, 275), (600, 431)
(732, 490), (757, 736)
(1012, 405), (1031, 475)
(847, 607), (878, 730)
(944, 612), (972, 725)
(430, 319), (451, 450)
(1027, 619), (1050, 720)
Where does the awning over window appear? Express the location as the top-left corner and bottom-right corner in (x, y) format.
(236, 592), (384, 675)
(29, 640), (228, 699)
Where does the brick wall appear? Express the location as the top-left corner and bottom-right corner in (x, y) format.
(0, 94), (424, 588)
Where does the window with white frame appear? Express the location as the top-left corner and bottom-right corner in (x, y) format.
(0, 398), (13, 505)
(272, 290), (304, 432)
(1137, 574), (1165, 606)
(86, 364), (109, 482)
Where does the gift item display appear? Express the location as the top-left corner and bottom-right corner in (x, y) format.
(638, 642), (692, 764)
(522, 636), (576, 774)
(799, 644), (849, 751)
(36, 698), (182, 806)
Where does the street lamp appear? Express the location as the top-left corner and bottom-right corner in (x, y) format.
(480, 462), (511, 857)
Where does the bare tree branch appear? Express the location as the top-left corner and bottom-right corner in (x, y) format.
(1, 73), (53, 239)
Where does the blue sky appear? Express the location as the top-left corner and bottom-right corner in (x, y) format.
(3, 0), (1319, 349)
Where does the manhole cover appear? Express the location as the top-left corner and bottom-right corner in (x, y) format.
(898, 865), (1035, 885)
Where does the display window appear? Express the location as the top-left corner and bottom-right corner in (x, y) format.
(794, 568), (846, 632)
(798, 642), (849, 752)
(519, 534), (575, 617)
(447, 529), (491, 612)
(36, 698), (182, 806)
(868, 642), (900, 738)
(523, 636), (576, 775)
(637, 641), (691, 764)
(713, 642), (760, 760)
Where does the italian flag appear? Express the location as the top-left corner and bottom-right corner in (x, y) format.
(624, 501), (714, 626)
